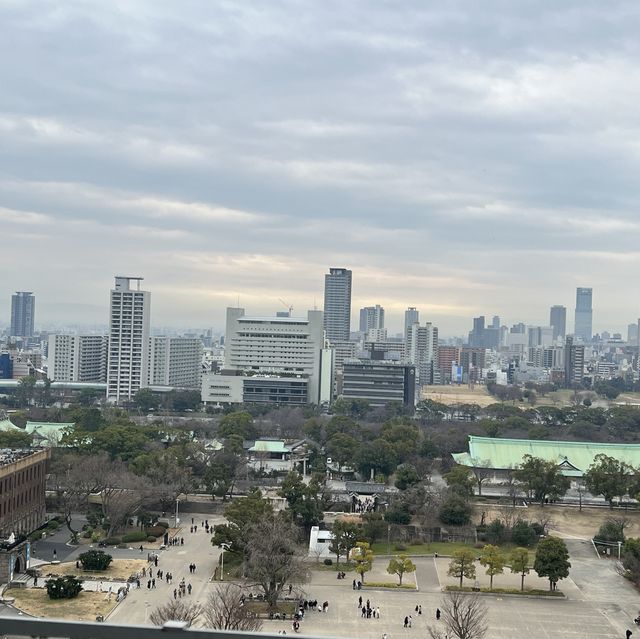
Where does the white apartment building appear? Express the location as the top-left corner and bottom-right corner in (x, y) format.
(201, 307), (331, 406)
(148, 337), (202, 389)
(406, 322), (438, 385)
(48, 334), (108, 382)
(107, 276), (151, 403)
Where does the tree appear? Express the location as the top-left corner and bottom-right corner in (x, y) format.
(361, 512), (386, 544)
(46, 576), (83, 600)
(448, 548), (476, 588)
(394, 464), (421, 491)
(244, 518), (309, 611)
(428, 591), (487, 639)
(386, 554), (416, 585)
(15, 376), (37, 407)
(584, 454), (633, 508)
(469, 461), (492, 497)
(439, 494), (472, 526)
(204, 451), (243, 501)
(149, 600), (202, 627)
(444, 465), (475, 498)
(326, 432), (358, 470)
(202, 583), (263, 631)
(478, 545), (504, 589)
(217, 411), (257, 441)
(353, 541), (374, 583)
(534, 536), (570, 591)
(279, 471), (326, 535)
(211, 489), (274, 557)
(329, 519), (359, 566)
(79, 550), (112, 571)
(514, 455), (570, 507)
(355, 439), (397, 478)
(0, 429), (32, 448)
(509, 547), (530, 591)
(510, 520), (537, 547)
(133, 388), (160, 413)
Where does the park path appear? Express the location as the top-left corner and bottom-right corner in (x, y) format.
(108, 514), (225, 625)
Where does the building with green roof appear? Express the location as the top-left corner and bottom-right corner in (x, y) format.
(25, 422), (74, 447)
(452, 435), (640, 478)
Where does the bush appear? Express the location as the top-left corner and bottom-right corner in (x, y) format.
(147, 536), (157, 542)
(145, 525), (166, 538)
(91, 532), (100, 543)
(323, 558), (333, 566)
(393, 543), (407, 551)
(595, 519), (625, 544)
(82, 531), (92, 539)
(122, 531), (148, 543)
(486, 519), (507, 544)
(511, 520), (537, 547)
(79, 550), (113, 571)
(439, 494), (472, 526)
(47, 520), (60, 530)
(103, 536), (121, 546)
(156, 521), (170, 529)
(530, 523), (544, 537)
(46, 576), (83, 599)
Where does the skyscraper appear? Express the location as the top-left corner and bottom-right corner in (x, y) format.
(574, 288), (593, 342)
(549, 305), (567, 341)
(323, 268), (352, 343)
(106, 276), (151, 402)
(10, 292), (35, 338)
(404, 307), (419, 340)
(359, 305), (384, 333)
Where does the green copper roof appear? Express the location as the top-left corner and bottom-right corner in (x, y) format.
(248, 440), (289, 454)
(452, 435), (640, 475)
(0, 419), (22, 432)
(25, 422), (75, 434)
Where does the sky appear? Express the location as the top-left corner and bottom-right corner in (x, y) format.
(2, 1), (640, 337)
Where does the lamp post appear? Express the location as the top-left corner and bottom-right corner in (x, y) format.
(174, 498), (179, 529)
(219, 543), (231, 581)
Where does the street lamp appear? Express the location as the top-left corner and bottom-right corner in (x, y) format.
(174, 498), (180, 529)
(219, 543), (231, 581)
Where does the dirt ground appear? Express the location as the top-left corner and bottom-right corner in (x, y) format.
(475, 503), (640, 539)
(43, 559), (147, 581)
(421, 385), (495, 407)
(8, 589), (117, 621)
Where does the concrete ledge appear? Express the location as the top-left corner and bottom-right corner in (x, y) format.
(443, 587), (566, 600)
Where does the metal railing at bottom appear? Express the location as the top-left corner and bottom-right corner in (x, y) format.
(0, 617), (303, 639)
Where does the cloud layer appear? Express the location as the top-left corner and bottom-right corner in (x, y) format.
(1, 1), (639, 335)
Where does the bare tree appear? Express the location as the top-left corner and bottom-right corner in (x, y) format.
(202, 584), (263, 631)
(149, 599), (202, 627)
(428, 591), (487, 639)
(470, 460), (492, 497)
(245, 517), (310, 611)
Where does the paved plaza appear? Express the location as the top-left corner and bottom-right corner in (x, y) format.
(13, 520), (640, 639)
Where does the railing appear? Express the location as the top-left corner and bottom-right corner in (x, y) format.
(0, 617), (295, 639)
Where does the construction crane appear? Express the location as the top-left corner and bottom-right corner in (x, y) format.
(278, 298), (293, 316)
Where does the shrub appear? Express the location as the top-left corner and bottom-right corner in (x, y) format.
(323, 558), (333, 566)
(47, 520), (60, 530)
(91, 532), (100, 543)
(486, 519), (507, 544)
(79, 550), (113, 571)
(122, 531), (148, 543)
(530, 523), (544, 537)
(511, 520), (537, 547)
(156, 521), (170, 529)
(145, 525), (166, 538)
(439, 494), (472, 526)
(393, 543), (407, 551)
(82, 531), (92, 539)
(147, 536), (157, 542)
(595, 519), (625, 544)
(103, 536), (121, 546)
(46, 576), (83, 599)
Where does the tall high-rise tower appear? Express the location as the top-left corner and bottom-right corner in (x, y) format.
(106, 276), (151, 402)
(323, 268), (352, 343)
(359, 305), (385, 333)
(10, 292), (35, 337)
(404, 307), (419, 340)
(549, 305), (567, 341)
(574, 288), (593, 342)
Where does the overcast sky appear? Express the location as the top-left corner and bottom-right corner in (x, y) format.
(2, 1), (640, 336)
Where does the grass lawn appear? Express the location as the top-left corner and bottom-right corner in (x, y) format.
(43, 559), (147, 581)
(309, 561), (355, 572)
(212, 551), (243, 580)
(9, 589), (117, 621)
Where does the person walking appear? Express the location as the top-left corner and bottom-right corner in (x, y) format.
(53, 549), (57, 560)
(140, 545), (143, 553)
(436, 608), (441, 620)
(188, 583), (192, 595)
(152, 578), (156, 588)
(375, 607), (380, 619)
(404, 616), (409, 628)
(408, 615), (412, 628)
(418, 605), (422, 615)
(147, 580), (151, 589)
(358, 596), (362, 608)
(174, 588), (177, 599)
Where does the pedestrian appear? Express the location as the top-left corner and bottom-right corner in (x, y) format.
(181, 537), (184, 545)
(408, 615), (412, 628)
(626, 630), (633, 639)
(415, 605), (418, 613)
(289, 584), (293, 594)
(361, 607), (366, 618)
(190, 526), (193, 533)
(366, 599), (370, 609)
(418, 606), (422, 615)
(152, 578), (156, 588)
(436, 608), (441, 620)
(193, 563), (196, 572)
(188, 583), (192, 595)
(136, 579), (140, 589)
(33, 576), (38, 587)
(375, 607), (380, 619)
(404, 616), (409, 628)
(53, 549), (57, 560)
(358, 596), (362, 608)
(155, 556), (158, 567)
(352, 579), (356, 590)
(147, 580), (151, 589)
(191, 517), (194, 524)
(383, 634), (388, 639)
(194, 525), (197, 532)
(174, 588), (177, 599)
(140, 545), (143, 553)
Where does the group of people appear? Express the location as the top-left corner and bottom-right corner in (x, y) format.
(352, 579), (364, 590)
(358, 596), (380, 619)
(173, 578), (192, 598)
(190, 518), (212, 534)
(188, 563), (197, 574)
(353, 497), (376, 513)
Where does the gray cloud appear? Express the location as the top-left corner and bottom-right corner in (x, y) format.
(1, 1), (639, 335)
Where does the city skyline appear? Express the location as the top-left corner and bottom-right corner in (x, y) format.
(2, 3), (640, 334)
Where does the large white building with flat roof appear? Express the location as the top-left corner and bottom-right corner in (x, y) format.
(148, 337), (202, 389)
(48, 334), (108, 383)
